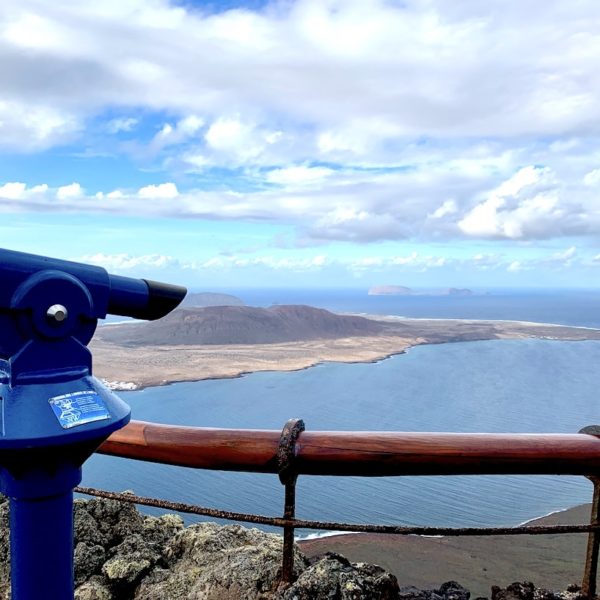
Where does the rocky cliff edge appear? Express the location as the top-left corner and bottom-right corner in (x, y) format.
(0, 495), (588, 600)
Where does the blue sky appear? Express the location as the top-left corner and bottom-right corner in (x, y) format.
(1, 1), (600, 290)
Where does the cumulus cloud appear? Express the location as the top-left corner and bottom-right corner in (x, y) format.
(137, 182), (178, 199)
(3, 160), (600, 245)
(457, 166), (595, 240)
(0, 181), (48, 200)
(198, 117), (283, 166)
(2, 0), (600, 154)
(56, 183), (83, 200)
(0, 100), (80, 151)
(151, 115), (204, 151)
(1, 0), (600, 255)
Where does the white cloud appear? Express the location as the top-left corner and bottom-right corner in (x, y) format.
(151, 115), (204, 150)
(0, 182), (48, 200)
(507, 261), (524, 272)
(543, 246), (577, 268)
(198, 254), (329, 271)
(106, 117), (138, 134)
(457, 166), (575, 239)
(429, 200), (457, 219)
(3, 0), (600, 154)
(266, 165), (333, 186)
(2, 161), (600, 245)
(78, 253), (179, 270)
(0, 182), (27, 199)
(137, 182), (178, 199)
(56, 183), (83, 200)
(583, 168), (600, 186)
(2, 0), (600, 258)
(0, 100), (80, 151)
(201, 117), (282, 165)
(391, 253), (420, 266)
(471, 253), (503, 271)
(67, 246), (600, 281)
(347, 252), (448, 273)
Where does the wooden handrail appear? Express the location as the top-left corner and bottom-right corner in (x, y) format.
(98, 420), (600, 477)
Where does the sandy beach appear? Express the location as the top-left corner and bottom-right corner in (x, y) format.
(298, 504), (593, 597)
(92, 316), (600, 389)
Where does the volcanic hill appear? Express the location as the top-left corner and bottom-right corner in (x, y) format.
(98, 305), (384, 346)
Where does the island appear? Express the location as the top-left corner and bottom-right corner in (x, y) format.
(180, 291), (244, 307)
(368, 285), (474, 296)
(92, 305), (600, 389)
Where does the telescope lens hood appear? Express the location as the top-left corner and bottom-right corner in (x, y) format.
(140, 279), (187, 320)
(106, 276), (186, 320)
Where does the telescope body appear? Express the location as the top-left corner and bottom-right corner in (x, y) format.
(0, 248), (186, 599)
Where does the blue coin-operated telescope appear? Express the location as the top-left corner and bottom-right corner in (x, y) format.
(0, 248), (186, 599)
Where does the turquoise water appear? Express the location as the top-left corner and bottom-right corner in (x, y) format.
(82, 339), (600, 532)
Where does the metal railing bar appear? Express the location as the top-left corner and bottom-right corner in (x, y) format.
(74, 486), (600, 537)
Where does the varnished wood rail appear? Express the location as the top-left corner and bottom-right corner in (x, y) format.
(99, 419), (600, 476)
(94, 419), (600, 595)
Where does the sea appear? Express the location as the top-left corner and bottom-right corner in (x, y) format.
(86, 288), (600, 536)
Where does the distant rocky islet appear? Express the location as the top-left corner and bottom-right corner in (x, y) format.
(368, 285), (474, 296)
(180, 291), (245, 308)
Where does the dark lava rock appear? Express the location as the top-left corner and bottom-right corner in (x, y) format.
(0, 495), (400, 599)
(397, 580), (470, 600)
(279, 552), (399, 599)
(0, 494), (591, 600)
(491, 582), (586, 600)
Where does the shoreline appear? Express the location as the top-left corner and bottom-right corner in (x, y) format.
(295, 502), (588, 542)
(92, 316), (600, 391)
(94, 341), (412, 391)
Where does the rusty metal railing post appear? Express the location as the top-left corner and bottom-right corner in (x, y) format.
(276, 418), (305, 589)
(580, 426), (600, 598)
(582, 476), (600, 598)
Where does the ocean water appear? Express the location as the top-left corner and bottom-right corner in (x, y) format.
(84, 290), (600, 533)
(230, 287), (600, 328)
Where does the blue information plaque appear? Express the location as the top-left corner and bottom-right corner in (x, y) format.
(49, 391), (111, 429)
